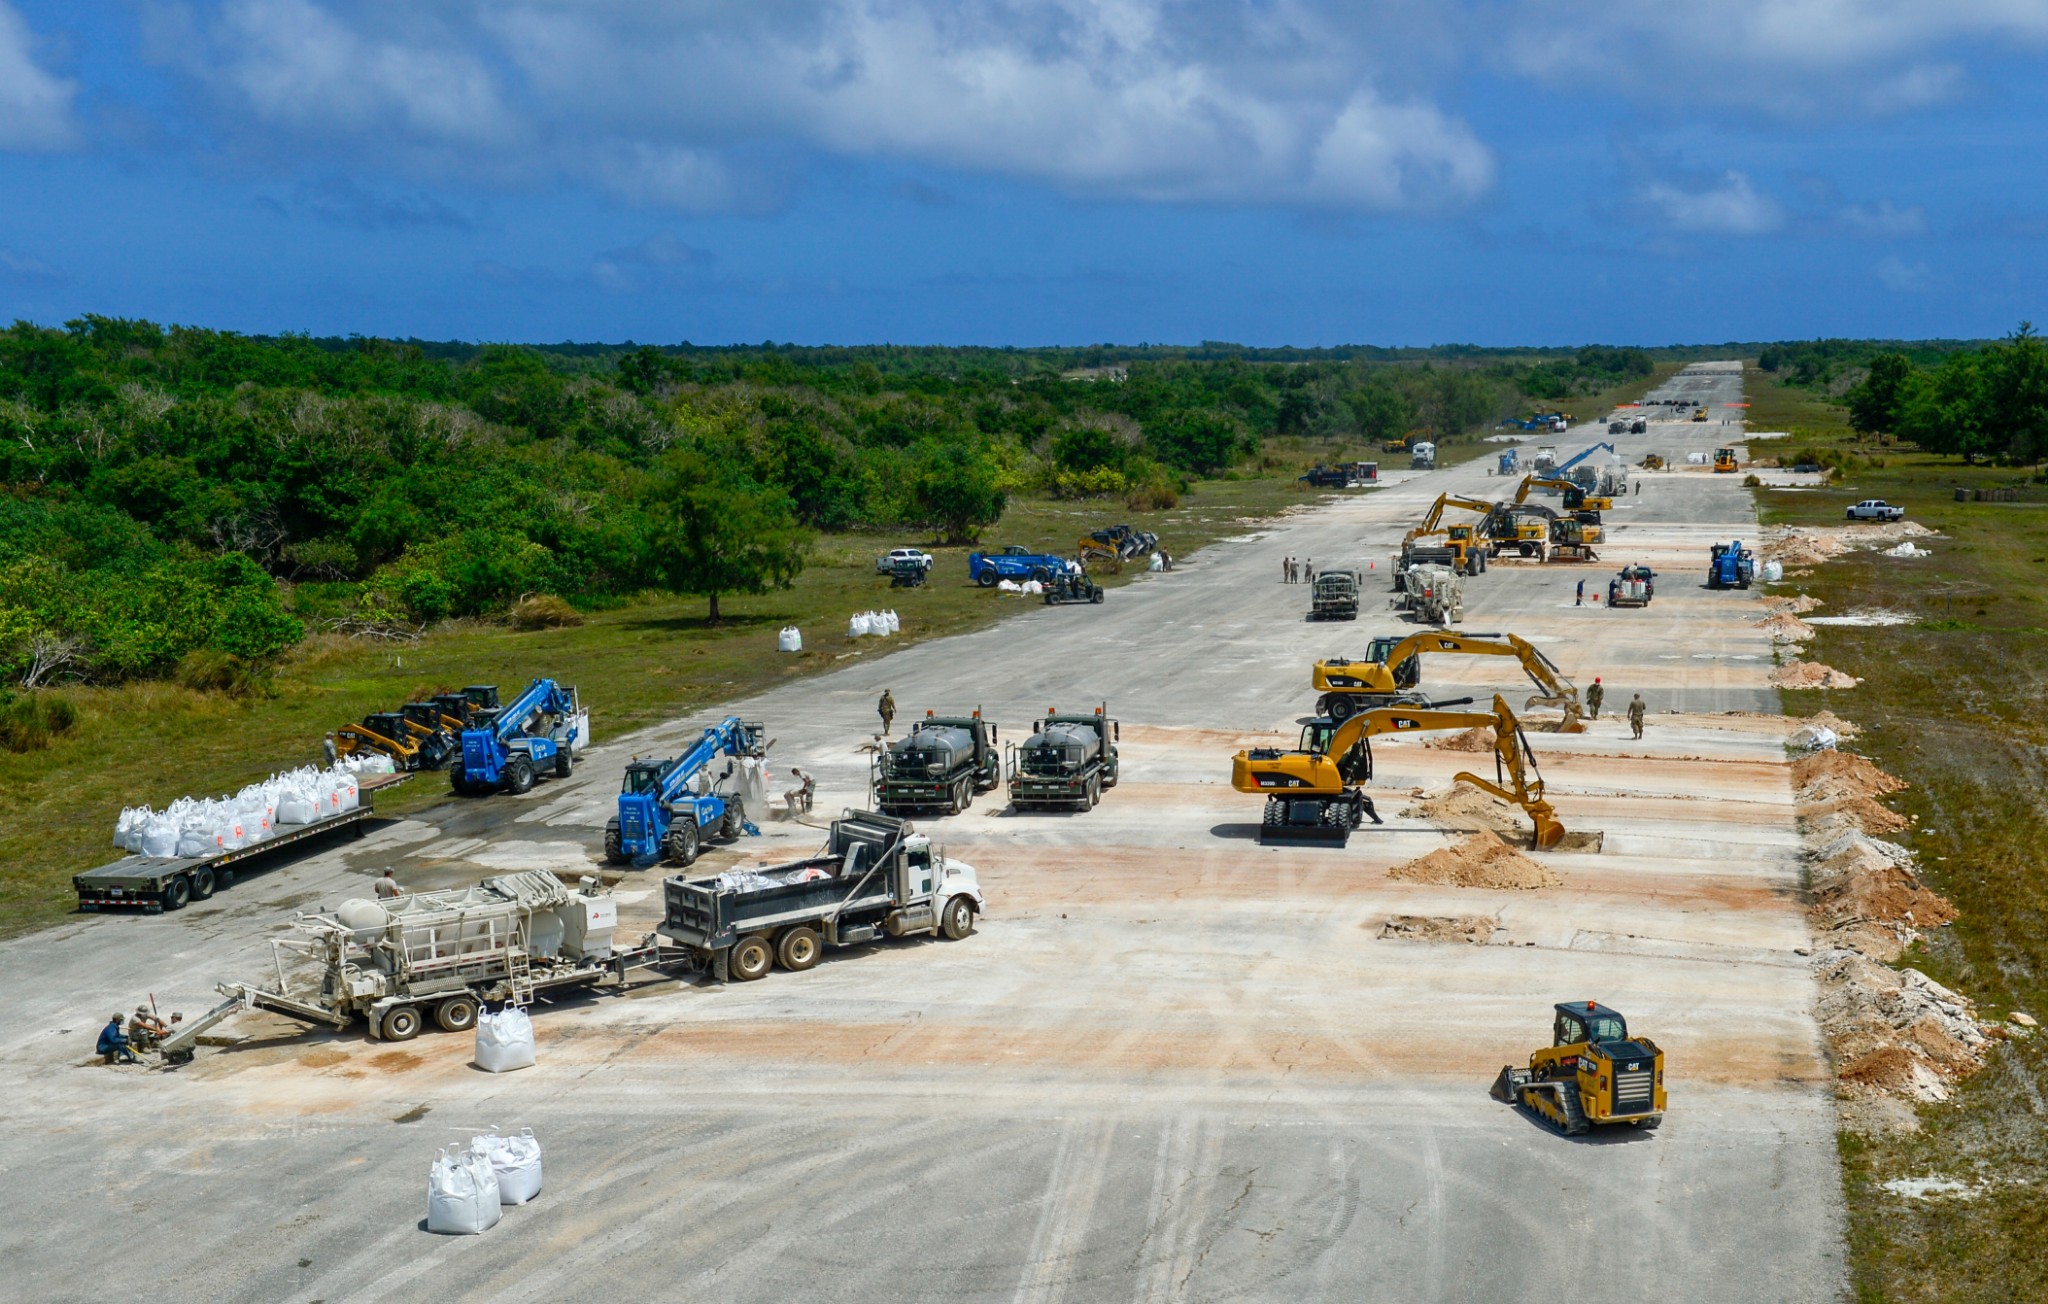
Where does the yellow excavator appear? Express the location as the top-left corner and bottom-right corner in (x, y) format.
(1399, 494), (1497, 577)
(1230, 693), (1565, 847)
(1513, 473), (1612, 518)
(1490, 1002), (1667, 1135)
(1311, 630), (1584, 729)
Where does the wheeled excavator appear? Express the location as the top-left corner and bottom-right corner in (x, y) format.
(1311, 630), (1584, 729)
(1229, 693), (1566, 847)
(1490, 1002), (1666, 1135)
(1398, 494), (1496, 579)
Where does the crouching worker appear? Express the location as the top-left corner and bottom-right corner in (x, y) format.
(98, 1014), (137, 1065)
(784, 767), (815, 819)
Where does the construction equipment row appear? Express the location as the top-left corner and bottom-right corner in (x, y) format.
(1310, 630), (1584, 728)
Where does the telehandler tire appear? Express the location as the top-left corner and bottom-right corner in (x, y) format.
(555, 751), (573, 780)
(505, 757), (535, 795)
(977, 570), (998, 587)
(665, 818), (701, 867)
(730, 935), (774, 982)
(720, 798), (747, 841)
(604, 818), (626, 864)
(449, 763), (471, 796)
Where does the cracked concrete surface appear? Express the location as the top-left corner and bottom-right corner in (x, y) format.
(0, 363), (1845, 1302)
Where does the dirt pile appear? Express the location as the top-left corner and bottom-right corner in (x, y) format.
(1793, 746), (1987, 1122)
(1799, 710), (1859, 738)
(1402, 781), (1526, 836)
(1767, 522), (1939, 569)
(1765, 594), (1823, 615)
(1816, 954), (1989, 1104)
(1757, 611), (1816, 642)
(1378, 914), (1498, 944)
(1772, 660), (1861, 689)
(1424, 726), (1495, 753)
(1388, 833), (1561, 890)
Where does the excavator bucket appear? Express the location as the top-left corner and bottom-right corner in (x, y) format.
(1528, 802), (1566, 850)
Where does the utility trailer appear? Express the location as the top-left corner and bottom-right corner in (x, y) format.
(154, 869), (678, 1060)
(1007, 706), (1120, 810)
(74, 773), (412, 914)
(659, 811), (984, 982)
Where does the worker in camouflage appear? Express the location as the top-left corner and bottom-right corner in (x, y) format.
(1586, 678), (1604, 719)
(1628, 693), (1647, 740)
(878, 690), (896, 736)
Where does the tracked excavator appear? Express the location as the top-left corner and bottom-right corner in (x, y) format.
(1230, 694), (1566, 848)
(1490, 1002), (1666, 1135)
(1311, 631), (1584, 729)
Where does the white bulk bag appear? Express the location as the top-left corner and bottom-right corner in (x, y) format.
(141, 817), (181, 858)
(474, 1008), (537, 1073)
(1148, 553), (1164, 571)
(175, 827), (215, 858)
(114, 808), (145, 852)
(472, 1130), (544, 1206)
(276, 789), (318, 826)
(1762, 560), (1784, 582)
(427, 1147), (502, 1235)
(1790, 725), (1838, 752)
(777, 626), (802, 652)
(333, 774), (360, 812)
(847, 613), (872, 638)
(881, 610), (899, 634)
(997, 579), (1020, 593)
(1020, 581), (1043, 595)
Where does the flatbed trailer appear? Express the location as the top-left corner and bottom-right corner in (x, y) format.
(74, 773), (412, 914)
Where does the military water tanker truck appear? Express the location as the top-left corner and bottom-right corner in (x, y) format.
(872, 709), (1001, 815)
(1007, 706), (1120, 811)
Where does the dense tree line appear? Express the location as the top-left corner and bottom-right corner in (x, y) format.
(1840, 325), (2048, 464)
(0, 318), (1651, 687)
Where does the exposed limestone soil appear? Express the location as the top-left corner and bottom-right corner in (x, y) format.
(1388, 833), (1560, 890)
(1378, 914), (1498, 944)
(1424, 727), (1496, 753)
(1403, 781), (1526, 836)
(1772, 660), (1861, 689)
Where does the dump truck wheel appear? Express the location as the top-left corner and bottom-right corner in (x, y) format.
(730, 935), (774, 981)
(189, 868), (217, 901)
(941, 896), (975, 939)
(665, 818), (701, 867)
(777, 927), (821, 972)
(603, 818), (626, 864)
(506, 757), (535, 795)
(161, 875), (191, 912)
(381, 1005), (423, 1041)
(435, 996), (479, 1033)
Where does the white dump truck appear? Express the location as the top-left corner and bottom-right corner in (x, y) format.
(159, 871), (674, 1058)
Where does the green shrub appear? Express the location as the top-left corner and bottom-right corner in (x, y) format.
(175, 649), (272, 698)
(509, 594), (583, 630)
(0, 691), (79, 752)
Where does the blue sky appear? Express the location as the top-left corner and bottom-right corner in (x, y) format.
(1, 1), (2045, 347)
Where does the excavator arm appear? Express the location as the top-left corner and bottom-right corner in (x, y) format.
(1233, 694), (1566, 848)
(1313, 631), (1584, 731)
(1414, 492), (1501, 538)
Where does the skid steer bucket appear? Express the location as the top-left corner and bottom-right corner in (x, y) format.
(1489, 1065), (1530, 1104)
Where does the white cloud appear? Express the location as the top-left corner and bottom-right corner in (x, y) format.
(1840, 200), (1927, 238)
(1875, 255), (1934, 291)
(1637, 170), (1783, 236)
(0, 2), (81, 150)
(0, 246), (63, 282)
(142, 0), (1494, 214)
(1496, 1), (2048, 118)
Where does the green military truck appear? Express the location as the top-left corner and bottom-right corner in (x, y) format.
(1007, 706), (1120, 811)
(1309, 568), (1363, 621)
(873, 710), (1002, 815)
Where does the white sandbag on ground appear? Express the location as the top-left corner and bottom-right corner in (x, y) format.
(427, 1146), (502, 1234)
(847, 612), (872, 637)
(474, 1008), (537, 1073)
(777, 626), (802, 652)
(472, 1130), (544, 1205)
(1790, 725), (1839, 752)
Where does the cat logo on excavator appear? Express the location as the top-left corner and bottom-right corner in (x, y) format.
(1490, 1002), (1666, 1135)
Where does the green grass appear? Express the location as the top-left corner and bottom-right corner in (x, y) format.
(0, 476), (1312, 938)
(1749, 367), (2048, 1303)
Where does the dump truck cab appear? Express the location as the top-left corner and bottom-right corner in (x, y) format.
(1309, 569), (1362, 621)
(1492, 1002), (1666, 1134)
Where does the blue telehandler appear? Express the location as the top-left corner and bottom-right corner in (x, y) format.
(450, 677), (586, 796)
(606, 716), (768, 866)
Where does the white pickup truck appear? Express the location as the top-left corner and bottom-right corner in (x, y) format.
(1845, 500), (1906, 522)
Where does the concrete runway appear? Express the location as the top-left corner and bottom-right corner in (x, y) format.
(0, 363), (1846, 1302)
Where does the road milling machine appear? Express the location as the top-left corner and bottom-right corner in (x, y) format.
(1230, 694), (1566, 848)
(1490, 1002), (1667, 1135)
(1311, 630), (1584, 729)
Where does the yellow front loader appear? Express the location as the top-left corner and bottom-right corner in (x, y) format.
(1230, 693), (1565, 847)
(1311, 630), (1583, 730)
(1490, 1002), (1667, 1135)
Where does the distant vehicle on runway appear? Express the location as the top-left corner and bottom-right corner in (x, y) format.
(1845, 500), (1906, 522)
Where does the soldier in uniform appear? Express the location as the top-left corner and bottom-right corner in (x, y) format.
(878, 689), (896, 736)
